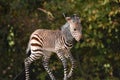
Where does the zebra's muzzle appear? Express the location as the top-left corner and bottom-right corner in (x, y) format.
(74, 34), (82, 42)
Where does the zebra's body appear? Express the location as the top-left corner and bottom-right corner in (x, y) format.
(24, 14), (82, 80)
(29, 29), (72, 53)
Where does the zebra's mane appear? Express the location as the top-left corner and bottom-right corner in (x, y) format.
(61, 22), (74, 43)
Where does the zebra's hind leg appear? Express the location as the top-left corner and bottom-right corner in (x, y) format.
(24, 54), (42, 80)
(42, 55), (56, 80)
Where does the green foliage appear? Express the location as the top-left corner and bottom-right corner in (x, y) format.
(0, 0), (120, 80)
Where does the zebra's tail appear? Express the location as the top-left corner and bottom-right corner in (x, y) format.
(26, 42), (31, 56)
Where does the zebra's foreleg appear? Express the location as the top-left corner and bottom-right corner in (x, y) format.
(67, 53), (76, 78)
(57, 51), (67, 80)
(42, 56), (56, 80)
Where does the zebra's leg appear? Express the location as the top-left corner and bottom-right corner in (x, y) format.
(42, 55), (56, 80)
(57, 51), (67, 80)
(24, 54), (42, 80)
(67, 53), (76, 78)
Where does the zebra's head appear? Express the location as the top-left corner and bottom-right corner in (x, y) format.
(65, 14), (82, 42)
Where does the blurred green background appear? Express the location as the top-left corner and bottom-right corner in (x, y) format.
(0, 0), (120, 80)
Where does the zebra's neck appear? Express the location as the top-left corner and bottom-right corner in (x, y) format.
(61, 23), (74, 44)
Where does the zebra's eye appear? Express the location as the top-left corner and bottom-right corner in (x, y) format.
(74, 28), (76, 31)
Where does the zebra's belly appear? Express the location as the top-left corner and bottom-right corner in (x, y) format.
(43, 46), (66, 52)
(43, 47), (55, 52)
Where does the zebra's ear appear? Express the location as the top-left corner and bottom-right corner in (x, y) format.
(65, 17), (71, 22)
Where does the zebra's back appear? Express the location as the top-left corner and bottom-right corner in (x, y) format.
(29, 29), (63, 52)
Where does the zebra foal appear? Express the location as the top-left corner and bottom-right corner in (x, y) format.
(24, 14), (82, 80)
